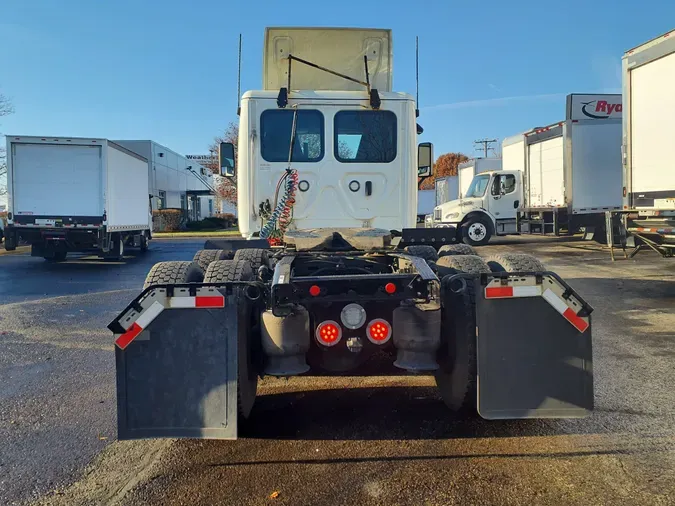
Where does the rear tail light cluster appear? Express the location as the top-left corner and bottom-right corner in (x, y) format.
(366, 319), (392, 344)
(315, 320), (342, 346)
(316, 307), (392, 347)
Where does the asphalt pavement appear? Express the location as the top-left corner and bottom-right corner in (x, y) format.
(1, 237), (674, 505)
(0, 239), (204, 505)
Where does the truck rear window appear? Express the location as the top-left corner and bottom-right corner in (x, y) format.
(260, 110), (324, 162)
(334, 111), (397, 163)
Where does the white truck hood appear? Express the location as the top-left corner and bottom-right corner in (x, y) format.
(435, 198), (482, 221)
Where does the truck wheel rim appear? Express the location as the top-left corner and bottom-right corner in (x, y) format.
(468, 223), (487, 241)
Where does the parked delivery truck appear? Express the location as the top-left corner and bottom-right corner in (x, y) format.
(608, 29), (675, 258)
(432, 94), (623, 245)
(3, 136), (151, 260)
(109, 27), (593, 440)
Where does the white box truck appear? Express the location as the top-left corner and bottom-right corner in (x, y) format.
(432, 94), (622, 245)
(613, 29), (675, 257)
(3, 136), (151, 261)
(457, 158), (501, 198)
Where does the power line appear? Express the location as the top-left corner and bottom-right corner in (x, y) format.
(474, 138), (497, 158)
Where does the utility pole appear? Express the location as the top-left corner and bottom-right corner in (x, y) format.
(474, 138), (497, 158)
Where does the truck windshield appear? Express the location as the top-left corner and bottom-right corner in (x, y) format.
(465, 174), (491, 198)
(334, 111), (397, 163)
(260, 110), (324, 162)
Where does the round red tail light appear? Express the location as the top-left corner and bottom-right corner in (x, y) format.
(315, 320), (342, 347)
(384, 282), (396, 294)
(366, 319), (392, 344)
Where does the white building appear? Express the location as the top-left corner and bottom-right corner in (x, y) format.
(114, 140), (216, 221)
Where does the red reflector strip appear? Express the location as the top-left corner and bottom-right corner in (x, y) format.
(114, 301), (164, 350)
(169, 295), (225, 308)
(195, 296), (225, 308)
(485, 286), (513, 298)
(115, 322), (142, 350)
(485, 286), (541, 298)
(563, 307), (589, 333)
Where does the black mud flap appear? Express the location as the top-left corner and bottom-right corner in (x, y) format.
(112, 286), (239, 439)
(475, 273), (593, 419)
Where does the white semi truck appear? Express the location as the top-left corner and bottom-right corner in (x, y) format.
(3, 136), (151, 260)
(607, 29), (675, 258)
(433, 94), (623, 245)
(109, 28), (593, 440)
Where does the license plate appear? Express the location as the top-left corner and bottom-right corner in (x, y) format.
(35, 219), (56, 226)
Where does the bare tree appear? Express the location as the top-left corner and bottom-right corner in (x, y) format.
(0, 92), (14, 197)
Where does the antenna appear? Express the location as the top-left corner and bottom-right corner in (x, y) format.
(415, 36), (419, 117)
(237, 34), (242, 116)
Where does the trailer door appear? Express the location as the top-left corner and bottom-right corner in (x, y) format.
(11, 143), (103, 217)
(528, 137), (564, 207)
(630, 51), (675, 194)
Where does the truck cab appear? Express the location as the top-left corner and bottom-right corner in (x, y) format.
(236, 90), (419, 238)
(433, 170), (523, 245)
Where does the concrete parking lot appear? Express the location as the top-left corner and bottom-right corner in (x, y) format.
(1, 237), (674, 505)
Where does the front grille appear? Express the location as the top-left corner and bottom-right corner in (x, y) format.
(434, 208), (442, 220)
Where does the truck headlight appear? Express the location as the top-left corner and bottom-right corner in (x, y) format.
(445, 212), (459, 220)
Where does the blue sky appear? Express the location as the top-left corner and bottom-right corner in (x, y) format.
(1, 0), (674, 160)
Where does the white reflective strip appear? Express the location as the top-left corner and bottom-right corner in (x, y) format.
(512, 286), (542, 297)
(168, 297), (196, 308)
(542, 288), (568, 315)
(134, 301), (164, 329)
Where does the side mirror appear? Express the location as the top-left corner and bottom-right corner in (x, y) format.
(219, 142), (236, 177)
(418, 142), (433, 178)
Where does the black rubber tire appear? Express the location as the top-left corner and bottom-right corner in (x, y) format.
(461, 215), (492, 246)
(485, 253), (546, 273)
(434, 254), (490, 413)
(204, 260), (258, 421)
(233, 248), (270, 273)
(44, 251), (67, 263)
(436, 254), (491, 275)
(140, 233), (149, 253)
(404, 245), (439, 262)
(193, 249), (232, 273)
(4, 229), (16, 251)
(438, 243), (477, 257)
(104, 234), (125, 262)
(143, 261), (204, 289)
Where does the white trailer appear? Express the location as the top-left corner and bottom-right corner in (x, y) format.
(517, 94), (623, 236)
(417, 189), (435, 223)
(434, 175), (459, 206)
(3, 136), (151, 260)
(457, 158), (501, 198)
(610, 29), (675, 258)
